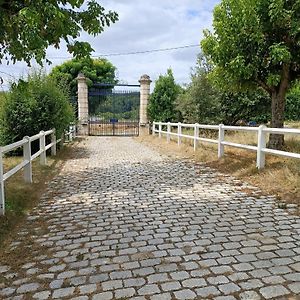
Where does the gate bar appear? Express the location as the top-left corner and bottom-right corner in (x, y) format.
(92, 83), (140, 87)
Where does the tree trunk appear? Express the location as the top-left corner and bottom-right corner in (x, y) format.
(268, 92), (285, 149)
(268, 64), (290, 150)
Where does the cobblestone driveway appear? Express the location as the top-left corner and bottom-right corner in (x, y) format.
(1, 137), (300, 300)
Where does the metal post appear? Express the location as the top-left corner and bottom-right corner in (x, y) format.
(152, 123), (155, 136)
(167, 122), (171, 143)
(51, 129), (57, 156)
(218, 124), (225, 158)
(178, 123), (182, 146)
(66, 130), (69, 142)
(69, 126), (73, 142)
(73, 126), (76, 139)
(23, 137), (32, 183)
(159, 123), (162, 139)
(194, 123), (199, 151)
(257, 125), (267, 169)
(60, 133), (64, 149)
(39, 131), (46, 165)
(0, 148), (5, 215)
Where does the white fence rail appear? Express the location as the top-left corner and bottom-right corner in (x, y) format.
(153, 122), (300, 169)
(0, 126), (77, 215)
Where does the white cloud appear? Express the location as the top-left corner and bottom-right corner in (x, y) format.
(0, 0), (219, 90)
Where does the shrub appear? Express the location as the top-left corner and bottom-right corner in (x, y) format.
(0, 72), (74, 147)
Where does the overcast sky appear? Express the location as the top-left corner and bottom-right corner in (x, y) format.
(0, 0), (220, 90)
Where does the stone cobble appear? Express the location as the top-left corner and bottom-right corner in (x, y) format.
(0, 137), (299, 299)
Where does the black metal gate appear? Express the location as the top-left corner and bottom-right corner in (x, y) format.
(88, 83), (140, 136)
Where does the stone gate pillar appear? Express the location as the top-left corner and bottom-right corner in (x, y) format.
(76, 73), (89, 135)
(139, 74), (152, 127)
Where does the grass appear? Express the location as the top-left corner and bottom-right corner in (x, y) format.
(0, 143), (75, 248)
(138, 121), (300, 208)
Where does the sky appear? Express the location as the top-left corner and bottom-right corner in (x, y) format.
(0, 0), (220, 90)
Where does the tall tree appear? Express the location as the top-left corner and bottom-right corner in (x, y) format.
(147, 69), (181, 122)
(0, 1), (118, 65)
(50, 57), (117, 113)
(176, 54), (270, 125)
(50, 57), (117, 94)
(201, 0), (300, 149)
(176, 54), (222, 124)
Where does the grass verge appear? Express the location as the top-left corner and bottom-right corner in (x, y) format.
(0, 142), (76, 248)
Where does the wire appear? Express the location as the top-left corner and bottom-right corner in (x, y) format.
(49, 44), (200, 59)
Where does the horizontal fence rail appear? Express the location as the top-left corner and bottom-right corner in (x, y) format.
(152, 122), (300, 170)
(0, 126), (77, 215)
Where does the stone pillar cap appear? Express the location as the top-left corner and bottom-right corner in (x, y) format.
(139, 74), (152, 83)
(77, 72), (86, 80)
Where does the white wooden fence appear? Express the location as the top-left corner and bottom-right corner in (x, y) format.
(0, 126), (76, 215)
(152, 122), (300, 169)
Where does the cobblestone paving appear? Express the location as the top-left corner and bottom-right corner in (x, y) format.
(0, 137), (300, 300)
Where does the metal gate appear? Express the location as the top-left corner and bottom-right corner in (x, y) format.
(88, 83), (140, 136)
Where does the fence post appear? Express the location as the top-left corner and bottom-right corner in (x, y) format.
(152, 123), (155, 136)
(167, 122), (171, 143)
(178, 122), (182, 146)
(159, 123), (162, 139)
(218, 124), (225, 158)
(23, 136), (32, 183)
(0, 148), (5, 215)
(257, 125), (267, 169)
(39, 131), (46, 165)
(51, 129), (57, 156)
(194, 123), (199, 151)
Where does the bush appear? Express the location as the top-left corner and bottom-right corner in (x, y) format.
(50, 57), (117, 97)
(0, 72), (74, 147)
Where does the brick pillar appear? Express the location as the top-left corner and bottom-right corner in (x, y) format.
(76, 73), (89, 135)
(139, 74), (152, 127)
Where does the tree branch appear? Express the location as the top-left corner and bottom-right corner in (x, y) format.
(256, 79), (275, 95)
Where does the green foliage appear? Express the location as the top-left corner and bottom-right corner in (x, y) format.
(0, 1), (118, 65)
(286, 82), (300, 121)
(147, 69), (181, 122)
(90, 92), (140, 120)
(220, 90), (271, 125)
(176, 55), (222, 124)
(0, 91), (7, 110)
(201, 0), (300, 92)
(0, 72), (74, 146)
(97, 109), (139, 121)
(201, 0), (300, 148)
(50, 57), (117, 97)
(176, 54), (271, 125)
